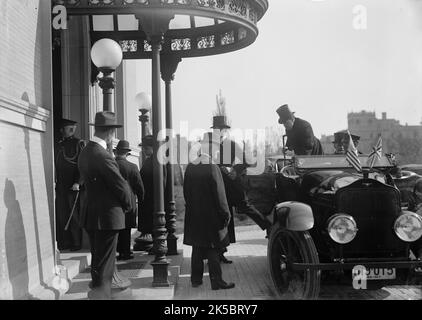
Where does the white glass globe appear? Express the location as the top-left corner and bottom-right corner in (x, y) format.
(135, 92), (152, 109)
(91, 38), (123, 69)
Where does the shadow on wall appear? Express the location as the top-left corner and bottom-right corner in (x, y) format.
(4, 179), (34, 300)
(22, 90), (59, 299)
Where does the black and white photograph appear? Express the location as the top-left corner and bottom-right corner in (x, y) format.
(1, 0), (422, 309)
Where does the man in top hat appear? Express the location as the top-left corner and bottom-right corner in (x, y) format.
(134, 135), (167, 251)
(211, 116), (271, 263)
(113, 140), (145, 260)
(276, 104), (323, 156)
(333, 130), (361, 155)
(183, 132), (235, 290)
(78, 111), (132, 300)
(55, 118), (85, 251)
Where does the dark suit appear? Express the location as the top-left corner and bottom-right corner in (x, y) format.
(286, 117), (323, 155)
(115, 156), (145, 255)
(183, 161), (231, 284)
(218, 139), (242, 244)
(78, 141), (132, 299)
(55, 136), (85, 250)
(219, 139), (270, 237)
(138, 156), (166, 235)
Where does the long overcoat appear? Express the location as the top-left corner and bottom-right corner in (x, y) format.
(183, 161), (231, 249)
(115, 156), (145, 229)
(78, 142), (132, 231)
(138, 156), (167, 234)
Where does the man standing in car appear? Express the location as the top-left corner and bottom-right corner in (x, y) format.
(276, 104), (323, 156)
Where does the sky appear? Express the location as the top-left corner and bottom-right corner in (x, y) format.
(135, 0), (422, 140)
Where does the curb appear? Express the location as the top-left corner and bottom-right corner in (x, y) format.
(61, 246), (184, 300)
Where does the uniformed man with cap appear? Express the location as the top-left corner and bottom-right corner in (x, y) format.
(276, 104), (323, 156)
(333, 130), (361, 155)
(55, 118), (85, 251)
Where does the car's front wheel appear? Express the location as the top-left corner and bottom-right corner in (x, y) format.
(268, 223), (321, 299)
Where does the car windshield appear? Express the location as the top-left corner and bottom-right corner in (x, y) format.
(295, 155), (394, 170)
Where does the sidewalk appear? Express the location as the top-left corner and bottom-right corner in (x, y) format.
(60, 226), (271, 300)
(61, 231), (184, 300)
(175, 225), (275, 300)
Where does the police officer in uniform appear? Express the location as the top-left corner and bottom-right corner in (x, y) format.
(55, 119), (85, 251)
(333, 130), (361, 155)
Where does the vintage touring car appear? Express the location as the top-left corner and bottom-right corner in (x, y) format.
(245, 154), (422, 299)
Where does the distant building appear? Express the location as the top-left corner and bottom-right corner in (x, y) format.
(320, 135), (335, 154)
(348, 110), (422, 155)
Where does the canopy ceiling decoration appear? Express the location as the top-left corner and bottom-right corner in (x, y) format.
(54, 0), (268, 59)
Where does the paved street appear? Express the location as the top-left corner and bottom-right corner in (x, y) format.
(61, 225), (422, 300)
(175, 225), (422, 300)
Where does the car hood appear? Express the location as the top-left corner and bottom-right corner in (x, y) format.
(301, 170), (387, 195)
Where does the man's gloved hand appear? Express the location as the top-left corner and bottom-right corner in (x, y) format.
(71, 183), (80, 191)
(285, 150), (294, 157)
(228, 170), (237, 180)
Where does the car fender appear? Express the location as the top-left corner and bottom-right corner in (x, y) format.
(274, 201), (314, 231)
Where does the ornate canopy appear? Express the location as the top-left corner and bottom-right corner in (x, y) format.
(54, 0), (268, 59)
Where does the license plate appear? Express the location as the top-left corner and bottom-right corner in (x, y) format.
(363, 268), (396, 280)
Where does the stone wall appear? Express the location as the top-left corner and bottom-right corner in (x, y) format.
(0, 0), (57, 299)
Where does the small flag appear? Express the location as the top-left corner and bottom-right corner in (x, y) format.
(346, 131), (362, 172)
(367, 135), (382, 168)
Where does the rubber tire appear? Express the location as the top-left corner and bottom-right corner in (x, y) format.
(268, 223), (321, 299)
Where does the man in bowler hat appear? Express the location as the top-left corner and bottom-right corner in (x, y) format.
(78, 111), (132, 300)
(276, 104), (323, 156)
(113, 140), (145, 260)
(183, 132), (235, 290)
(55, 119), (85, 251)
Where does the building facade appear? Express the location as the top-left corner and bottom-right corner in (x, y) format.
(0, 0), (56, 299)
(0, 1), (148, 300)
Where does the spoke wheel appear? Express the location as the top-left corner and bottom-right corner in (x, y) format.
(268, 223), (321, 299)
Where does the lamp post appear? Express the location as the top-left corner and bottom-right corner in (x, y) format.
(161, 54), (182, 256)
(90, 38), (123, 112)
(90, 38), (131, 291)
(133, 92), (152, 253)
(135, 12), (175, 287)
(136, 92), (152, 163)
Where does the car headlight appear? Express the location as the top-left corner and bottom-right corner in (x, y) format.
(327, 214), (358, 244)
(394, 212), (422, 242)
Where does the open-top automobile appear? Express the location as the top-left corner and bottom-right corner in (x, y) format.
(245, 154), (422, 299)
